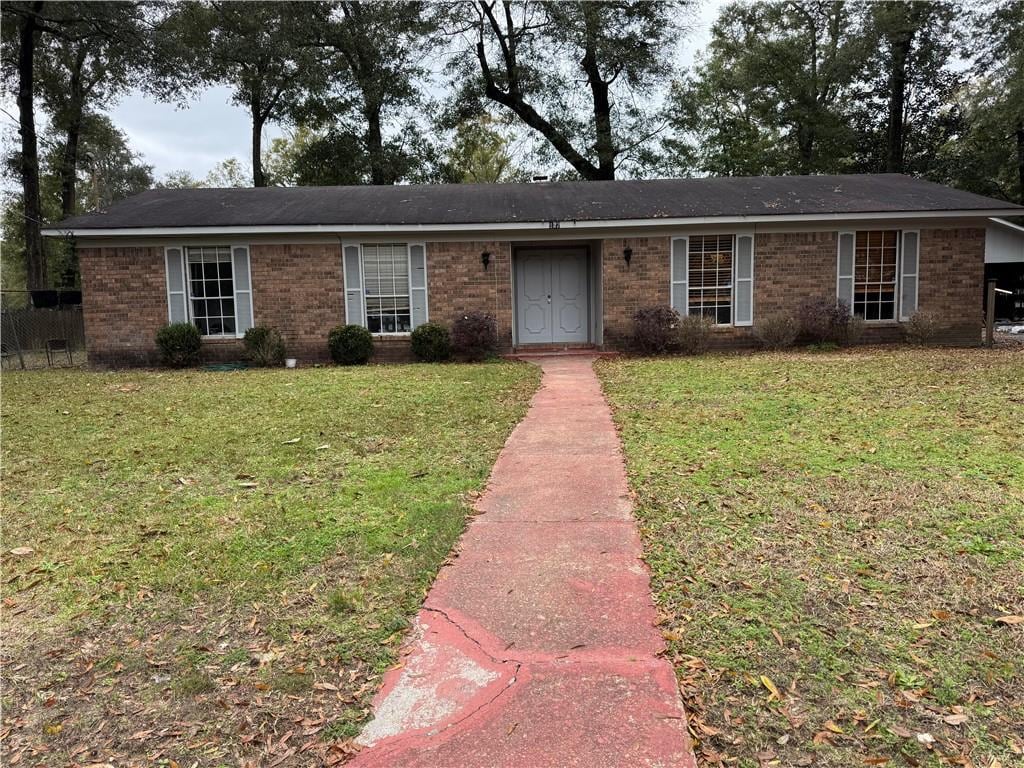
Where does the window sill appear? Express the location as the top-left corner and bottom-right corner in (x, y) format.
(201, 335), (243, 343)
(371, 333), (412, 339)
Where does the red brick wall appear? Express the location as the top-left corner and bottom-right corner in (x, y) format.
(918, 228), (985, 343)
(77, 228), (986, 366)
(250, 243), (344, 361)
(79, 246), (168, 366)
(600, 228), (986, 349)
(601, 238), (671, 347)
(426, 241), (514, 349)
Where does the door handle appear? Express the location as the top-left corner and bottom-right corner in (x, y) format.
(547, 294), (551, 303)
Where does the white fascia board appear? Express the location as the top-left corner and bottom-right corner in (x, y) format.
(989, 217), (1024, 234)
(41, 208), (1022, 239)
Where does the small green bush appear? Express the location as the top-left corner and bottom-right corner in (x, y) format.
(243, 326), (286, 367)
(904, 310), (941, 345)
(410, 322), (452, 362)
(632, 305), (680, 354)
(677, 313), (714, 355)
(328, 324), (373, 365)
(155, 322), (202, 368)
(451, 311), (498, 361)
(753, 314), (800, 350)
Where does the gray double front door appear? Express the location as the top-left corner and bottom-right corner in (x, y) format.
(515, 248), (589, 345)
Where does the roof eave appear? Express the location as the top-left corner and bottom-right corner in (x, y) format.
(41, 208), (1023, 238)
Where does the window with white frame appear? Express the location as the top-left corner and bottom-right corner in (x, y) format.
(363, 243), (411, 334)
(186, 246), (236, 336)
(854, 230), (898, 320)
(688, 234), (733, 325)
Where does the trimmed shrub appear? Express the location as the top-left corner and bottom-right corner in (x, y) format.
(155, 322), (201, 368)
(904, 311), (941, 345)
(677, 313), (714, 355)
(754, 314), (800, 350)
(632, 305), (680, 354)
(798, 296), (855, 345)
(243, 326), (286, 367)
(328, 324), (373, 365)
(410, 322), (452, 362)
(451, 311), (498, 361)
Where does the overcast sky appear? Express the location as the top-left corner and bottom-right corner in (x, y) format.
(3, 1), (724, 185)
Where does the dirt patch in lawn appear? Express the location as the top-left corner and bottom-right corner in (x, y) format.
(1, 362), (539, 766)
(598, 347), (1023, 768)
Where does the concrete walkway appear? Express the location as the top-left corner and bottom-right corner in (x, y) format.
(350, 356), (696, 768)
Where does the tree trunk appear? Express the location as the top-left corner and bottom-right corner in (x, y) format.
(365, 103), (387, 185)
(18, 1), (47, 289)
(884, 27), (912, 173)
(581, 8), (615, 180)
(1016, 120), (1024, 205)
(251, 115), (266, 187)
(60, 112), (84, 218)
(59, 47), (88, 218)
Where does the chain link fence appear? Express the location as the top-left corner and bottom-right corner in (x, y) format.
(1, 290), (86, 369)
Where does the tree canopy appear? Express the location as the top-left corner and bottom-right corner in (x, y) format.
(2, 0), (1021, 290)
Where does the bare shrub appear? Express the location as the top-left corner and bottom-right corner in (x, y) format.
(754, 314), (800, 350)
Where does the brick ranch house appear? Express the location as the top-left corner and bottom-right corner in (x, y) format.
(44, 174), (1023, 366)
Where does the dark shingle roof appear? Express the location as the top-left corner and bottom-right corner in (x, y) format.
(51, 174), (1021, 231)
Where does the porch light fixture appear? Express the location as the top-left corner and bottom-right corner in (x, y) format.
(481, 251), (491, 270)
(623, 247), (633, 268)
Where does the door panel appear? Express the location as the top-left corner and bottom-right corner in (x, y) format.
(552, 252), (588, 342)
(516, 254), (552, 343)
(515, 249), (589, 345)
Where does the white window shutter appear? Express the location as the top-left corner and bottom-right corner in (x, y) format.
(734, 233), (754, 326)
(899, 230), (919, 320)
(164, 246), (188, 324)
(409, 242), (428, 329)
(231, 244), (253, 337)
(670, 236), (688, 315)
(836, 231), (855, 312)
(343, 241), (365, 327)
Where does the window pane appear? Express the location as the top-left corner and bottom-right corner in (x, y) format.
(185, 246), (235, 335)
(361, 244), (411, 332)
(687, 234), (733, 324)
(853, 231), (898, 321)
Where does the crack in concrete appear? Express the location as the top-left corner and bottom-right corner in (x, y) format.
(421, 605), (516, 666)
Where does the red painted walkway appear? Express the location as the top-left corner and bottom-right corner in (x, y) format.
(349, 356), (696, 768)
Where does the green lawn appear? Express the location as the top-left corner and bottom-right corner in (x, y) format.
(1, 362), (539, 766)
(598, 348), (1023, 768)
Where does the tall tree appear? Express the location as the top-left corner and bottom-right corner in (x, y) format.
(448, 1), (687, 180)
(954, 0), (1024, 203)
(37, 2), (149, 219)
(2, 1), (49, 288)
(160, 2), (311, 187)
(300, 1), (433, 185)
(446, 114), (527, 183)
(850, 1), (962, 176)
(665, 1), (863, 176)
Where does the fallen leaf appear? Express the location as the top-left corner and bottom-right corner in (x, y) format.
(943, 713), (969, 725)
(995, 615), (1023, 625)
(824, 720), (844, 734)
(760, 675), (782, 701)
(8, 547), (34, 556)
(281, 438), (301, 445)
